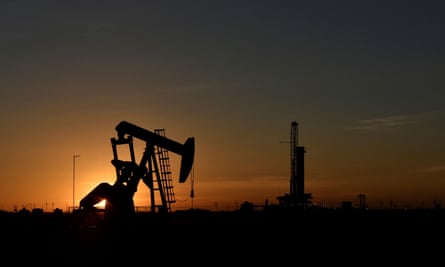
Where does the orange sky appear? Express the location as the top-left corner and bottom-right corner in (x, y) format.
(1, 1), (445, 212)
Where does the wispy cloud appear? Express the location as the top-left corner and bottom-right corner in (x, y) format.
(347, 114), (420, 131)
(422, 165), (445, 173)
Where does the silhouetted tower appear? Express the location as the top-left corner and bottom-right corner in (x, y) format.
(290, 121), (307, 206)
(277, 121), (311, 208)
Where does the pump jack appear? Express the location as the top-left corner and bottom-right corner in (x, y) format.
(77, 121), (195, 225)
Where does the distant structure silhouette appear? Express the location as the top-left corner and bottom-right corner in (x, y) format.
(358, 194), (367, 210)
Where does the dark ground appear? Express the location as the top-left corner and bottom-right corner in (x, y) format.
(1, 207), (444, 264)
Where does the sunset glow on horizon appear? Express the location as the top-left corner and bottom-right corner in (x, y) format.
(1, 1), (445, 213)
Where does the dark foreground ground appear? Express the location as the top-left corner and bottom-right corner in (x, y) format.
(1, 207), (444, 264)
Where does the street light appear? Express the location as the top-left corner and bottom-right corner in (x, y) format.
(73, 154), (80, 212)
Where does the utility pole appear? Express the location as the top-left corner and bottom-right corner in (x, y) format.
(190, 164), (195, 209)
(73, 154), (80, 212)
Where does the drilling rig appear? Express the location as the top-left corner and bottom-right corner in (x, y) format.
(77, 121), (195, 226)
(277, 121), (312, 208)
